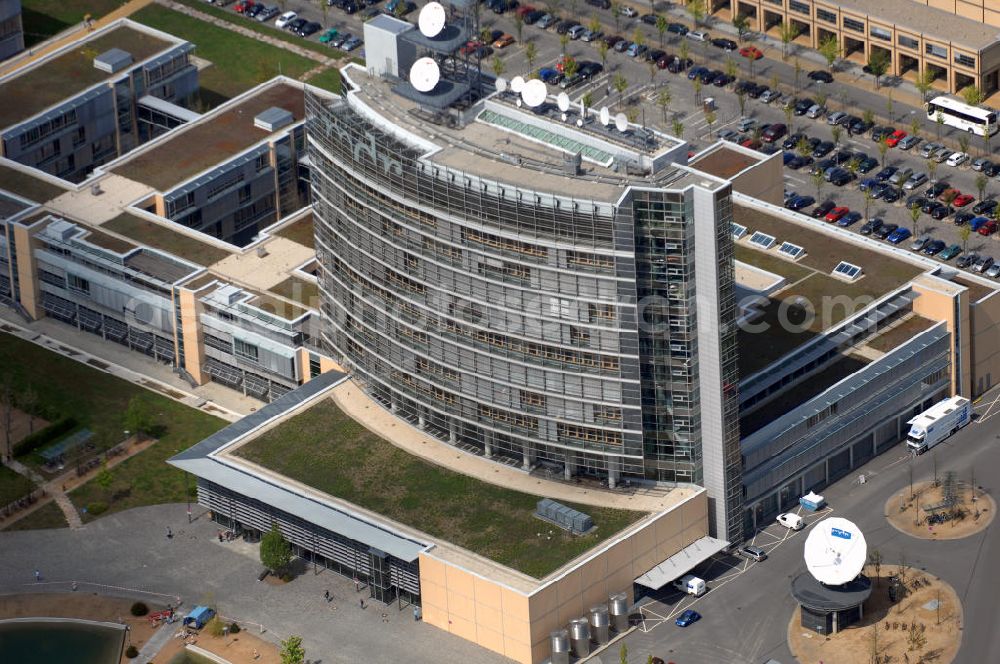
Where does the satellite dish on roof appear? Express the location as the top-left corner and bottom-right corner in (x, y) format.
(495, 76), (508, 93)
(557, 92), (570, 112)
(409, 57), (441, 93)
(803, 517), (867, 586)
(418, 1), (446, 38)
(521, 79), (547, 108)
(615, 112), (628, 133)
(510, 76), (525, 93)
(599, 106), (610, 126)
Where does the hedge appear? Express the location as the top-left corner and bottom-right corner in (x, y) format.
(13, 417), (78, 457)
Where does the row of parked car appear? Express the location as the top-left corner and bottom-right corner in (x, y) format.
(211, 0), (369, 49)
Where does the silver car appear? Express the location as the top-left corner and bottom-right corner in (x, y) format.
(910, 234), (933, 251)
(903, 172), (928, 190)
(760, 89), (781, 103)
(897, 134), (920, 150)
(920, 142), (943, 158)
(889, 168), (913, 185)
(934, 148), (954, 163)
(826, 111), (848, 126)
(806, 104), (826, 119)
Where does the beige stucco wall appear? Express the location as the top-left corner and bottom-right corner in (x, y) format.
(419, 490), (709, 664)
(969, 291), (1000, 396)
(10, 222), (41, 320)
(729, 152), (784, 207)
(912, 278), (970, 396)
(176, 288), (209, 385)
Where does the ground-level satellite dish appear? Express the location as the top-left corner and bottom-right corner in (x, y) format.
(409, 57), (440, 93)
(521, 79), (546, 107)
(510, 76), (525, 93)
(803, 517), (867, 586)
(614, 112), (628, 132)
(418, 2), (446, 38)
(495, 76), (508, 93)
(599, 106), (610, 126)
(557, 92), (570, 112)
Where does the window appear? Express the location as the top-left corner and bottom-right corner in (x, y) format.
(557, 422), (623, 447)
(898, 35), (919, 50)
(870, 26), (891, 42)
(816, 8), (836, 23)
(925, 43), (947, 59)
(72, 127), (86, 147)
(955, 53), (975, 68)
(789, 0), (810, 15)
(234, 338), (259, 362)
(520, 390), (547, 411)
(67, 274), (90, 294)
(309, 353), (321, 379)
(38, 269), (65, 288)
(923, 368), (947, 386)
(806, 403), (838, 427)
(588, 302), (616, 322)
(593, 405), (622, 423)
(238, 184), (252, 204)
(570, 326), (590, 346)
(843, 17), (865, 33)
(204, 334), (232, 354)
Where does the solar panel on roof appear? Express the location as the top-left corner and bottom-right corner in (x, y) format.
(748, 231), (776, 250)
(833, 261), (863, 280)
(777, 241), (804, 259)
(732, 223), (747, 240)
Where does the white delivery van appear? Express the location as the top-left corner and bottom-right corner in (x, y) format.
(906, 396), (971, 454)
(776, 513), (804, 530)
(672, 575), (707, 596)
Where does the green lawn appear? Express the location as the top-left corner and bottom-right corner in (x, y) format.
(20, 0), (127, 46)
(0, 465), (34, 508)
(0, 333), (225, 521)
(3, 500), (68, 531)
(306, 67), (342, 94)
(133, 5), (319, 104)
(235, 399), (645, 578)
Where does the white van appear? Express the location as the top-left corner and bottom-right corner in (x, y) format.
(776, 513), (804, 531)
(672, 575), (707, 596)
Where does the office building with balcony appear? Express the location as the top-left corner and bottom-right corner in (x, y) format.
(0, 19), (198, 184)
(0, 0), (23, 62)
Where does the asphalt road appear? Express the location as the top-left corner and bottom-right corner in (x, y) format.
(602, 393), (1000, 664)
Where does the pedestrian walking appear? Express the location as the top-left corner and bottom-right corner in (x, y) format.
(166, 526), (173, 539)
(324, 590), (330, 602)
(359, 598), (366, 610)
(33, 569), (40, 582)
(353, 576), (359, 592)
(218, 531), (224, 543)
(413, 606), (420, 621)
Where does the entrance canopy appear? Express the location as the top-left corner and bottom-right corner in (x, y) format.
(634, 536), (730, 590)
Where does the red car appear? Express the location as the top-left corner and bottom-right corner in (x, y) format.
(739, 46), (763, 60)
(555, 55), (576, 73)
(825, 206), (850, 222)
(953, 193), (975, 207)
(978, 219), (997, 235)
(459, 40), (482, 56)
(885, 130), (907, 147)
(234, 0), (255, 13)
(939, 188), (960, 203)
(515, 4), (535, 17)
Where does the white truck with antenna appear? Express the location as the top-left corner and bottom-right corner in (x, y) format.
(905, 396), (971, 455)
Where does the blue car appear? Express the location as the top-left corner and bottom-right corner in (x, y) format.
(874, 166), (897, 182)
(858, 177), (879, 192)
(687, 66), (708, 80)
(837, 211), (863, 227)
(970, 216), (992, 232)
(887, 227), (912, 244)
(783, 151), (796, 166)
(675, 609), (701, 627)
(538, 67), (561, 84)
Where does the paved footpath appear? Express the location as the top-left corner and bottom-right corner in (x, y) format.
(0, 503), (510, 664)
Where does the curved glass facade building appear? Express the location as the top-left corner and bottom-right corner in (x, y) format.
(306, 70), (743, 541)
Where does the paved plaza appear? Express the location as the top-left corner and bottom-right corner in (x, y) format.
(0, 503), (509, 664)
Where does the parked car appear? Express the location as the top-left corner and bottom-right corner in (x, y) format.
(793, 98), (814, 115)
(837, 211), (863, 226)
(687, 30), (709, 42)
(620, 5), (638, 16)
(876, 222), (899, 239)
(493, 33), (515, 48)
(860, 218), (884, 235)
(825, 206), (850, 222)
(927, 181), (951, 198)
(874, 166), (897, 182)
(739, 45), (764, 60)
(759, 88), (782, 103)
(887, 227), (912, 244)
(848, 117), (872, 135)
(711, 37), (737, 51)
(857, 156), (878, 173)
(889, 168), (913, 186)
(812, 141), (835, 157)
(979, 220), (998, 235)
(806, 104), (826, 119)
(871, 125), (895, 142)
(639, 13), (658, 24)
(885, 130), (907, 147)
(923, 240), (946, 255)
(761, 123), (787, 142)
(255, 5), (279, 21)
(537, 13), (557, 28)
(296, 21), (320, 37)
(971, 216), (993, 232)
(934, 148), (954, 163)
(808, 70), (833, 83)
(881, 187), (903, 203)
(973, 255), (995, 272)
(786, 195), (815, 211)
(903, 172), (928, 190)
(627, 42), (648, 58)
(931, 205), (953, 220)
(939, 244), (962, 261)
(953, 193), (975, 207)
(275, 10), (297, 27)
(955, 211), (976, 225)
(947, 152), (970, 167)
(957, 252), (980, 268)
(667, 22), (688, 36)
(897, 135), (920, 150)
(812, 201), (836, 218)
(973, 157), (993, 172)
(829, 169), (853, 186)
(776, 513), (804, 530)
(538, 67), (561, 84)
(740, 545), (768, 562)
(319, 27), (339, 43)
(675, 609), (702, 627)
(826, 111), (848, 126)
(920, 142), (944, 158)
(986, 263), (1000, 278)
(580, 28), (603, 41)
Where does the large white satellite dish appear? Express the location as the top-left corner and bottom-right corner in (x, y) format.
(409, 57), (440, 93)
(599, 106), (610, 126)
(495, 76), (508, 93)
(521, 79), (547, 108)
(418, 2), (446, 38)
(510, 76), (525, 93)
(614, 112), (628, 132)
(557, 92), (570, 112)
(803, 517), (867, 586)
